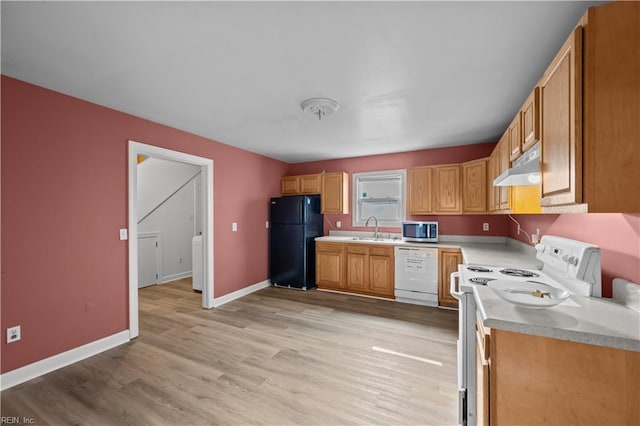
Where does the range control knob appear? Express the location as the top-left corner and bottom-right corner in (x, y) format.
(567, 256), (578, 266)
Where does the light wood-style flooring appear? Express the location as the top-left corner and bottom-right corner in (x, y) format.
(1, 279), (459, 425)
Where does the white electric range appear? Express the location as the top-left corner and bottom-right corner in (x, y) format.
(450, 235), (602, 426)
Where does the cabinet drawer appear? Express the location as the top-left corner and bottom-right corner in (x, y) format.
(346, 244), (368, 255)
(316, 242), (344, 254)
(369, 246), (393, 257)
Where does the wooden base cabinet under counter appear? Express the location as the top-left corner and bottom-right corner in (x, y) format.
(488, 329), (640, 425)
(315, 242), (345, 290)
(345, 244), (394, 298)
(438, 248), (461, 308)
(316, 241), (394, 299)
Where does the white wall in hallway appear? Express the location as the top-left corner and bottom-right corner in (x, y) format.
(138, 157), (202, 282)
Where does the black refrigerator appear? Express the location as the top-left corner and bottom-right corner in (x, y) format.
(269, 195), (323, 290)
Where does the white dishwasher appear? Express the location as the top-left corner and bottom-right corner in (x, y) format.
(394, 246), (438, 306)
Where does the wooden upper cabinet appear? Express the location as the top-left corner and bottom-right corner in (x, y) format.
(321, 172), (349, 214)
(580, 2), (640, 213)
(300, 174), (322, 194)
(407, 166), (433, 214)
(281, 174), (321, 195)
(281, 176), (301, 195)
(498, 133), (511, 211)
(462, 158), (488, 213)
(521, 87), (540, 152)
(508, 114), (522, 162)
(540, 26), (583, 208)
(433, 164), (462, 214)
(487, 150), (498, 212)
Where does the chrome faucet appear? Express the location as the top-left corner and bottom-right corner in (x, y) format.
(365, 216), (379, 239)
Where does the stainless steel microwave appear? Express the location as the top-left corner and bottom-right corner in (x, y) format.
(402, 221), (438, 243)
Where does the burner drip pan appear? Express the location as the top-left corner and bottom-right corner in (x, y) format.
(499, 268), (540, 278)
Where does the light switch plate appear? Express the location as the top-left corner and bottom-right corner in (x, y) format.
(232, 223), (238, 232)
(119, 228), (128, 240)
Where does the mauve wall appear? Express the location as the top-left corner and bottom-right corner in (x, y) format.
(287, 144), (510, 236)
(1, 76), (287, 373)
(510, 214), (640, 297)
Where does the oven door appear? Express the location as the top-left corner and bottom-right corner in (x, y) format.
(451, 270), (477, 426)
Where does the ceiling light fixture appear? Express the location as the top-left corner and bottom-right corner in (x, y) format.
(300, 97), (339, 121)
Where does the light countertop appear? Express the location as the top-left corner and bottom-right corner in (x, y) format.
(473, 285), (640, 352)
(315, 232), (543, 269)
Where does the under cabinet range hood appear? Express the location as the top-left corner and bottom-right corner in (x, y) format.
(493, 142), (541, 186)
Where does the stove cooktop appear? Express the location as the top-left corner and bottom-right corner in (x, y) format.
(460, 264), (565, 292)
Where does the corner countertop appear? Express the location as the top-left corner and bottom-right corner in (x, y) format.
(315, 232), (543, 269)
(473, 285), (640, 352)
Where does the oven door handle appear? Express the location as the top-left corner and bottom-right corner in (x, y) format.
(450, 271), (463, 300)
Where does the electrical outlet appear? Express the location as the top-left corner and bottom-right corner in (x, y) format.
(119, 228), (128, 240)
(482, 223), (489, 232)
(232, 222), (238, 232)
(265, 221), (269, 229)
(336, 221), (342, 228)
(7, 325), (21, 343)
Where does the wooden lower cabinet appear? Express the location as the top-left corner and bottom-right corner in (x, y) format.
(489, 329), (640, 425)
(368, 246), (394, 297)
(345, 244), (394, 298)
(346, 245), (369, 291)
(438, 248), (461, 308)
(317, 241), (393, 298)
(316, 242), (345, 290)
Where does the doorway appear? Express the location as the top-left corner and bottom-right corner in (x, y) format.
(128, 141), (214, 339)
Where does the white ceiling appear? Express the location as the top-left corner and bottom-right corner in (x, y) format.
(1, 1), (603, 163)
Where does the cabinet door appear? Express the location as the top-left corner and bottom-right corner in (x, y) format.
(316, 242), (345, 289)
(498, 134), (511, 211)
(368, 246), (394, 297)
(322, 172), (349, 214)
(281, 176), (300, 195)
(300, 174), (322, 194)
(487, 149), (498, 212)
(463, 158), (488, 213)
(521, 87), (540, 152)
(508, 114), (522, 162)
(407, 166), (432, 214)
(345, 245), (368, 291)
(540, 27), (582, 207)
(438, 249), (461, 308)
(433, 164), (462, 214)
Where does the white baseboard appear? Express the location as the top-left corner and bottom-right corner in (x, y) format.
(161, 271), (192, 284)
(0, 330), (130, 391)
(213, 280), (271, 307)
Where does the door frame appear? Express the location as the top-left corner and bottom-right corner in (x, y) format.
(128, 140), (214, 339)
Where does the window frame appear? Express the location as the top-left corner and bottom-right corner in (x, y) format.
(351, 169), (406, 228)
